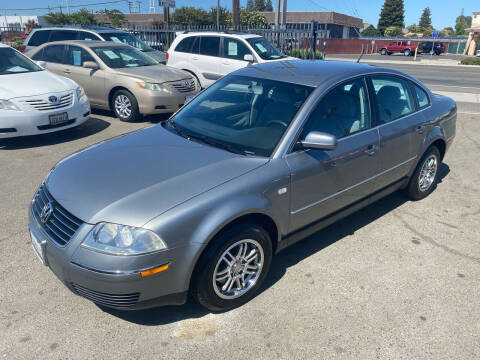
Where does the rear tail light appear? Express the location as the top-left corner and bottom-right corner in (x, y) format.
(20, 45), (26, 53)
(166, 52), (169, 61)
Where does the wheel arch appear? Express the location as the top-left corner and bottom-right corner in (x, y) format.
(108, 86), (133, 111)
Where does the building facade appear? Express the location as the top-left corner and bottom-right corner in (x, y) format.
(465, 12), (480, 56)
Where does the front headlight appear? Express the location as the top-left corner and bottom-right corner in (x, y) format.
(0, 99), (20, 111)
(76, 87), (87, 101)
(82, 223), (167, 256)
(136, 82), (172, 94)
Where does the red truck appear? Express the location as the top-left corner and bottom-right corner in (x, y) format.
(380, 41), (417, 56)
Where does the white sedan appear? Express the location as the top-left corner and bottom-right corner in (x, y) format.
(0, 43), (90, 138)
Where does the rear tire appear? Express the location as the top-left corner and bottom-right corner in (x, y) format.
(191, 224), (272, 312)
(112, 90), (141, 122)
(404, 49), (411, 56)
(381, 48), (387, 55)
(406, 146), (441, 200)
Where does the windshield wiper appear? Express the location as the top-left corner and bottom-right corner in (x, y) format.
(185, 133), (247, 156)
(167, 119), (188, 139)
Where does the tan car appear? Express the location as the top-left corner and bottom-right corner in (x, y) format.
(27, 41), (199, 122)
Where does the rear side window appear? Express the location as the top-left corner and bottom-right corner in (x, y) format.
(50, 30), (77, 42)
(175, 36), (195, 53)
(42, 45), (67, 64)
(371, 76), (415, 123)
(412, 84), (430, 109)
(28, 30), (51, 46)
(78, 31), (101, 41)
(200, 36), (220, 57)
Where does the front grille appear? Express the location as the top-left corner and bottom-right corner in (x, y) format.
(169, 79), (196, 93)
(71, 283), (140, 308)
(31, 184), (83, 246)
(22, 92), (74, 111)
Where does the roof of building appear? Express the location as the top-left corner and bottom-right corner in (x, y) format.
(259, 11), (363, 28)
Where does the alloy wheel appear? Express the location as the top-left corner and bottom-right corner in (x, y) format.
(418, 155), (438, 192)
(114, 95), (132, 119)
(212, 239), (264, 300)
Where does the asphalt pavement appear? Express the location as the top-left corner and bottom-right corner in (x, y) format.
(1, 64), (479, 359)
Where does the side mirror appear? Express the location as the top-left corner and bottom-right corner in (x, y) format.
(36, 61), (47, 69)
(83, 61), (99, 70)
(301, 131), (338, 151)
(243, 54), (254, 62)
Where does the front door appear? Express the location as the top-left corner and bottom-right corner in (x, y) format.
(286, 77), (380, 231)
(65, 45), (106, 106)
(220, 37), (254, 75)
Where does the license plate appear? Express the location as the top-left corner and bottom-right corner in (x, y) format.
(49, 112), (69, 125)
(31, 231), (47, 265)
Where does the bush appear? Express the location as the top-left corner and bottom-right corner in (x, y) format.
(460, 57), (480, 66)
(10, 37), (24, 51)
(286, 48), (323, 60)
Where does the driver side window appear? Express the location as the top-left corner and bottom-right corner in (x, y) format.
(300, 77), (371, 140)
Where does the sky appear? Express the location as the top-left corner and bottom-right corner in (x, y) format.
(0, 0), (477, 29)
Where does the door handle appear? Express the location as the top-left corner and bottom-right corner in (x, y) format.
(416, 125), (425, 134)
(192, 56), (199, 60)
(364, 144), (378, 156)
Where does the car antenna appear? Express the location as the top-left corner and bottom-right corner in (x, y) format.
(356, 47), (365, 63)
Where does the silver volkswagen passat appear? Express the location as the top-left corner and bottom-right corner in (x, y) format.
(29, 61), (456, 311)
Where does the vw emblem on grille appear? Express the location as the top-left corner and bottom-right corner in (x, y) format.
(48, 96), (58, 104)
(40, 202), (54, 224)
(184, 81), (192, 87)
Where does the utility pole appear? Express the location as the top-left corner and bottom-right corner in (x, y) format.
(274, 0), (280, 29)
(281, 0), (287, 28)
(137, 1), (142, 13)
(66, 0), (70, 14)
(232, 0), (239, 29)
(217, 0), (220, 29)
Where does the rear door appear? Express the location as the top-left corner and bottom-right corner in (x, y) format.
(65, 45), (106, 106)
(368, 75), (425, 191)
(36, 44), (69, 75)
(196, 36), (222, 87)
(286, 77), (380, 231)
(220, 37), (255, 75)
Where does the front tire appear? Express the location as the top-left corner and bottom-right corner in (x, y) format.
(112, 90), (141, 122)
(406, 146), (441, 200)
(381, 48), (387, 55)
(404, 49), (411, 56)
(191, 224), (272, 312)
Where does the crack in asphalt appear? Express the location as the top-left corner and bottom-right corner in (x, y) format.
(394, 212), (480, 264)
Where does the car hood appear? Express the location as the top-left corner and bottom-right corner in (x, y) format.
(113, 64), (191, 83)
(142, 49), (167, 63)
(0, 70), (76, 99)
(47, 125), (268, 227)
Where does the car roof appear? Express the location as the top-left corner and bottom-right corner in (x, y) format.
(176, 31), (261, 39)
(0, 43), (9, 48)
(36, 40), (130, 48)
(232, 60), (409, 87)
(32, 26), (125, 34)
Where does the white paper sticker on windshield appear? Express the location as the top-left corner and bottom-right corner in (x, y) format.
(255, 43), (267, 53)
(228, 41), (238, 56)
(6, 66), (28, 73)
(72, 50), (82, 66)
(102, 50), (120, 59)
(109, 36), (123, 43)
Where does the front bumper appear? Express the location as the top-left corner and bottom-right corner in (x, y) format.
(28, 206), (201, 310)
(136, 89), (198, 115)
(0, 96), (90, 139)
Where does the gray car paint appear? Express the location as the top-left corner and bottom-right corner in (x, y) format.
(29, 60), (456, 309)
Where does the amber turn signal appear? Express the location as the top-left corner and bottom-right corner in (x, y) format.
(140, 263), (169, 277)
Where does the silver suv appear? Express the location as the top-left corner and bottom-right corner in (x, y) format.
(29, 61), (456, 311)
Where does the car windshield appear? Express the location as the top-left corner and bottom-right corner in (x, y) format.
(93, 46), (158, 68)
(166, 75), (314, 157)
(101, 32), (152, 51)
(247, 37), (286, 60)
(0, 47), (43, 75)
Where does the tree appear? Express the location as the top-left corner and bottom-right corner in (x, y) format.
(418, 7), (432, 31)
(209, 6), (231, 26)
(254, 0), (266, 12)
(439, 27), (454, 37)
(97, 9), (126, 28)
(406, 24), (418, 33)
(70, 9), (97, 25)
(377, 0), (405, 36)
(384, 26), (403, 37)
(265, 0), (273, 12)
(361, 25), (380, 37)
(455, 9), (472, 36)
(422, 27), (433, 37)
(44, 12), (73, 25)
(240, 8), (267, 26)
(170, 6), (212, 26)
(247, 0), (255, 9)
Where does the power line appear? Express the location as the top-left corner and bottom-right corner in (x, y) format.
(0, 0), (127, 12)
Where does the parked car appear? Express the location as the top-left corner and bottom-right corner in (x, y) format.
(418, 41), (445, 55)
(167, 31), (296, 88)
(29, 61), (456, 311)
(27, 41), (199, 122)
(475, 50), (480, 57)
(22, 26), (167, 64)
(380, 41), (417, 56)
(0, 43), (90, 139)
